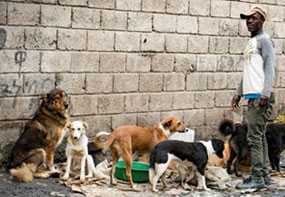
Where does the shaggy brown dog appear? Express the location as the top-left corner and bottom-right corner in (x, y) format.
(9, 88), (69, 182)
(104, 116), (185, 189)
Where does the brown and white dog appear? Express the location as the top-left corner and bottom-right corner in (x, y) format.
(103, 116), (185, 189)
(9, 88), (69, 182)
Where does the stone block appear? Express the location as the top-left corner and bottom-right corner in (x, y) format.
(8, 3), (40, 25)
(177, 16), (198, 33)
(41, 5), (71, 27)
(207, 73), (227, 90)
(115, 32), (140, 51)
(88, 0), (115, 8)
(161, 111), (184, 121)
(70, 95), (97, 116)
(166, 0), (189, 14)
(114, 74), (139, 93)
(0, 50), (40, 73)
(211, 0), (230, 17)
(184, 109), (205, 127)
(0, 97), (38, 120)
(188, 35), (208, 53)
(23, 73), (55, 95)
(174, 54), (196, 73)
(226, 73), (242, 89)
(139, 73), (163, 92)
(125, 94), (149, 112)
(153, 14), (176, 32)
(0, 74), (23, 97)
(116, 0), (141, 10)
(88, 31), (114, 51)
(128, 12), (152, 32)
(276, 72), (285, 88)
(41, 52), (71, 72)
(55, 73), (85, 94)
(98, 95), (124, 114)
(189, 0), (210, 16)
(137, 112), (160, 127)
(173, 92), (194, 110)
(205, 108), (225, 126)
(268, 5), (284, 22)
(219, 19), (239, 36)
(272, 39), (283, 55)
(215, 91), (234, 107)
(277, 55), (285, 71)
(164, 73), (185, 91)
(197, 55), (217, 71)
(126, 53), (151, 72)
(229, 37), (248, 54)
(194, 92), (214, 108)
(217, 55), (244, 72)
(209, 37), (229, 54)
(230, 1), (250, 18)
(86, 73), (113, 93)
(275, 23), (285, 38)
(142, 0), (165, 12)
(112, 114), (137, 129)
(4, 26), (25, 49)
(165, 34), (187, 52)
(199, 18), (219, 35)
(58, 29), (86, 50)
(0, 2), (7, 24)
(186, 73), (207, 91)
(0, 121), (24, 144)
(70, 52), (99, 72)
(149, 93), (173, 111)
(99, 53), (125, 72)
(82, 115), (112, 134)
(102, 10), (127, 30)
(72, 8), (100, 29)
(25, 27), (57, 49)
(141, 33), (164, 52)
(59, 0), (88, 6)
(151, 54), (174, 72)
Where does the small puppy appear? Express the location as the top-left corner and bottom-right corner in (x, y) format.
(149, 139), (224, 192)
(62, 121), (98, 182)
(104, 116), (185, 189)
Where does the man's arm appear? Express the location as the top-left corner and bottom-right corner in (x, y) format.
(260, 36), (276, 97)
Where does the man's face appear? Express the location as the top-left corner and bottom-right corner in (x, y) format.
(246, 12), (264, 33)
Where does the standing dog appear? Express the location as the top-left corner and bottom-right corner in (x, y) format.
(149, 139), (225, 192)
(62, 121), (101, 182)
(219, 119), (285, 175)
(104, 116), (185, 188)
(9, 88), (69, 182)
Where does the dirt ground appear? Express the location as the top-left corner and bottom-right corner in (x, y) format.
(1, 168), (285, 197)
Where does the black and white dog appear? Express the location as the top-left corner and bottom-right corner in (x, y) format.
(149, 139), (224, 192)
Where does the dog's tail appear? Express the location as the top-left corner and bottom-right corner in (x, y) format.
(219, 119), (235, 137)
(9, 163), (37, 182)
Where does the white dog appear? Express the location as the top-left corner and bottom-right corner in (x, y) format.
(62, 120), (99, 182)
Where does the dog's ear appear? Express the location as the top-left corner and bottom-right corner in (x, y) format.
(40, 94), (48, 103)
(66, 122), (72, 130)
(162, 118), (173, 128)
(83, 122), (88, 130)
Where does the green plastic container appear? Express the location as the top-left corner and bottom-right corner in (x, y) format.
(115, 160), (150, 183)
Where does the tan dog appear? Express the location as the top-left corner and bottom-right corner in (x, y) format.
(104, 116), (185, 189)
(9, 88), (69, 182)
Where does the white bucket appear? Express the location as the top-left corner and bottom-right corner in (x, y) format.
(169, 128), (195, 143)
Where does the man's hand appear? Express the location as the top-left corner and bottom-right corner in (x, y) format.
(259, 95), (269, 107)
(231, 95), (241, 110)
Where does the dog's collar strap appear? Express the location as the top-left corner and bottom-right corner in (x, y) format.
(159, 123), (170, 137)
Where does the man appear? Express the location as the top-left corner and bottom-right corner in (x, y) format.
(231, 6), (276, 189)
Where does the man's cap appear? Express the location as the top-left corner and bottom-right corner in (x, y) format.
(240, 6), (267, 21)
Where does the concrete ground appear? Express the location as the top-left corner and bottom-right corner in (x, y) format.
(1, 169), (285, 197)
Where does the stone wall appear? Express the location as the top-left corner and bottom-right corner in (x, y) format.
(0, 0), (285, 159)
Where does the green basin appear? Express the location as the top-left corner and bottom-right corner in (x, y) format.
(115, 160), (150, 183)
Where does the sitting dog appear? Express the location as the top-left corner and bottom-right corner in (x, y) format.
(9, 88), (69, 182)
(103, 116), (185, 189)
(62, 120), (101, 182)
(219, 119), (285, 175)
(149, 139), (225, 192)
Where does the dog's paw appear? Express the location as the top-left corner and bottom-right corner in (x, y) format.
(80, 176), (86, 183)
(111, 179), (117, 185)
(152, 187), (159, 192)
